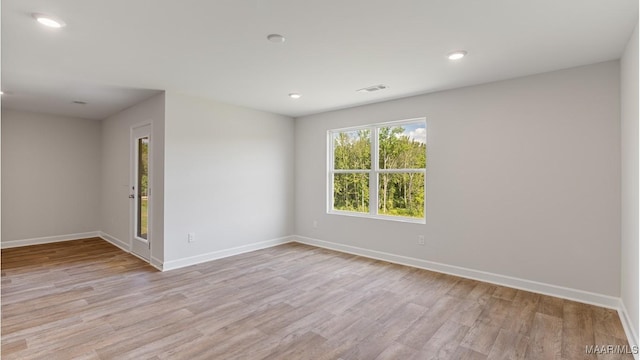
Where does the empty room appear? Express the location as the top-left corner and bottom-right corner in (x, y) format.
(1, 0), (639, 359)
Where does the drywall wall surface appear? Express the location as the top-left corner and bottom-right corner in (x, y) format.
(1, 110), (101, 241)
(295, 61), (621, 296)
(101, 93), (165, 262)
(621, 22), (639, 341)
(163, 92), (294, 262)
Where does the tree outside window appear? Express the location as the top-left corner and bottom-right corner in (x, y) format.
(329, 119), (426, 222)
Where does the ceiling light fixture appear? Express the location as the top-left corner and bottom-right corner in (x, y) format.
(32, 13), (66, 28)
(447, 50), (467, 60)
(0, 91), (3, 95)
(288, 93), (301, 99)
(267, 34), (286, 43)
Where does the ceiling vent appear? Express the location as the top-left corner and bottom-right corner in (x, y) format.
(357, 84), (388, 93)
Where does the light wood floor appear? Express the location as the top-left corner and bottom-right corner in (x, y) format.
(1, 238), (633, 360)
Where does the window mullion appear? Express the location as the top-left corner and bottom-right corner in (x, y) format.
(370, 126), (378, 216)
(333, 169), (370, 174)
(328, 131), (335, 213)
(377, 168), (426, 174)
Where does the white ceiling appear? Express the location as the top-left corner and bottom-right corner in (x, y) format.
(2, 0), (638, 119)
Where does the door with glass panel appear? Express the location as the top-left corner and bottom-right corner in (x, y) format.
(130, 124), (151, 261)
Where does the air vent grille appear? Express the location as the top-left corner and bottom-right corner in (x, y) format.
(357, 84), (388, 93)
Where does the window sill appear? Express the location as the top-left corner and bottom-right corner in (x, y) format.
(327, 210), (426, 224)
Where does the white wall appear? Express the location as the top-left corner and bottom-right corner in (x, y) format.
(163, 92), (294, 263)
(295, 61), (621, 297)
(100, 93), (165, 263)
(1, 110), (101, 242)
(621, 23), (639, 343)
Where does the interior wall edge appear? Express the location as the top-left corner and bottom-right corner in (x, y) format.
(0, 231), (101, 249)
(98, 232), (163, 271)
(150, 256), (163, 271)
(619, 298), (640, 360)
(98, 231), (130, 253)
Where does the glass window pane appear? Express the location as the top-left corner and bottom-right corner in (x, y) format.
(379, 123), (426, 169)
(137, 137), (149, 240)
(333, 173), (369, 213)
(333, 129), (371, 169)
(378, 173), (425, 218)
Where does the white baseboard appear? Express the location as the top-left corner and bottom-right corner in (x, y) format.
(1, 231), (101, 249)
(150, 256), (164, 271)
(618, 299), (640, 360)
(99, 232), (165, 271)
(98, 232), (130, 253)
(294, 235), (621, 310)
(2, 231), (293, 273)
(162, 236), (294, 271)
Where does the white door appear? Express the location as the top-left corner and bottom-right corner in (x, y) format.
(130, 124), (152, 261)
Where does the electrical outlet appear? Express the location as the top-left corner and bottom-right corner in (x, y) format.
(188, 233), (195, 243)
(417, 235), (425, 246)
(313, 220), (318, 228)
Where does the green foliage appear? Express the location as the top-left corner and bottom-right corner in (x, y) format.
(333, 173), (369, 213)
(140, 197), (148, 238)
(139, 139), (149, 196)
(333, 125), (426, 219)
(379, 126), (426, 169)
(332, 130), (371, 213)
(333, 130), (371, 170)
(137, 139), (149, 239)
(378, 173), (425, 218)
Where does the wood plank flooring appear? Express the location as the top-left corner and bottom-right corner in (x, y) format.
(1, 238), (633, 359)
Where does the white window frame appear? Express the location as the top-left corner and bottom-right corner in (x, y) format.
(327, 117), (427, 224)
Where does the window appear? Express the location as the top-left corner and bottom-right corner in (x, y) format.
(328, 118), (426, 223)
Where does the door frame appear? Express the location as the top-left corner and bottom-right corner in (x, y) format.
(130, 123), (153, 261)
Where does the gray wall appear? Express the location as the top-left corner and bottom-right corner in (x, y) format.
(295, 61), (621, 297)
(620, 23), (639, 341)
(1, 110), (101, 241)
(100, 93), (165, 263)
(163, 92), (295, 263)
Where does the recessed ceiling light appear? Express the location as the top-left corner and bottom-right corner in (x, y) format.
(448, 50), (467, 60)
(267, 34), (286, 43)
(288, 93), (301, 99)
(32, 13), (66, 28)
(0, 91), (3, 95)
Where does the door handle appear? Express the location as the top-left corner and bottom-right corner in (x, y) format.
(129, 194), (135, 199)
